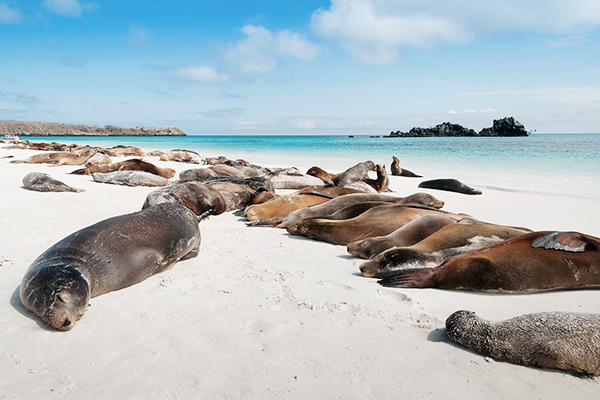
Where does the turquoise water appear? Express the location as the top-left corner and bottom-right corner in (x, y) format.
(20, 134), (600, 200)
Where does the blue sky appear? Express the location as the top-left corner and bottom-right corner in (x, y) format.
(1, 0), (600, 135)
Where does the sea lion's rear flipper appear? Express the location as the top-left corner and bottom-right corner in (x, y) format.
(376, 268), (436, 288)
(179, 250), (199, 261)
(531, 231), (587, 253)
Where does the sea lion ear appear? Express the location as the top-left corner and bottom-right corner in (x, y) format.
(56, 292), (71, 304)
(531, 231), (587, 253)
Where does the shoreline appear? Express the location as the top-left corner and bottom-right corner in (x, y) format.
(1, 143), (599, 398)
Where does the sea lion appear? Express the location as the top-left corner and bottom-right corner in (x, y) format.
(347, 214), (457, 259)
(390, 156), (422, 177)
(71, 159), (176, 179)
(105, 145), (146, 157)
(22, 172), (83, 193)
(360, 164), (389, 192)
(306, 166), (336, 186)
(209, 164), (245, 178)
(361, 219), (530, 277)
(202, 176), (275, 192)
(205, 181), (254, 211)
(160, 149), (203, 164)
(84, 152), (112, 166)
(337, 161), (376, 187)
(19, 203), (201, 331)
(265, 170), (326, 189)
(445, 310), (600, 375)
(286, 204), (467, 246)
(179, 168), (218, 181)
(11, 148), (98, 165)
(92, 171), (169, 187)
(248, 192), (445, 228)
(142, 181), (227, 217)
(223, 163), (261, 177)
(244, 192), (335, 222)
(418, 178), (482, 195)
(377, 231), (600, 292)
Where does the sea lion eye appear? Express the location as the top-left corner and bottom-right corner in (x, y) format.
(56, 292), (71, 304)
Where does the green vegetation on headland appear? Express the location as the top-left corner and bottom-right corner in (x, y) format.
(0, 120), (186, 136)
(387, 117), (528, 137)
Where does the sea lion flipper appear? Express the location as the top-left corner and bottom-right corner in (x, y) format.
(377, 268), (435, 288)
(531, 232), (587, 253)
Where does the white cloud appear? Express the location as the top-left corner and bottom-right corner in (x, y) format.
(226, 25), (321, 74)
(464, 86), (600, 103)
(310, 0), (600, 64)
(0, 2), (23, 24)
(175, 66), (230, 83)
(43, 0), (99, 18)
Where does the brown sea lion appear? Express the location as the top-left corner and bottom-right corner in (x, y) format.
(202, 176), (275, 192)
(337, 160), (376, 187)
(179, 168), (218, 181)
(377, 231), (600, 292)
(159, 149), (203, 164)
(361, 219), (530, 277)
(19, 203), (201, 331)
(22, 172), (83, 193)
(244, 192), (334, 222)
(265, 170), (326, 189)
(286, 204), (467, 246)
(92, 171), (169, 187)
(306, 166), (336, 186)
(106, 145), (146, 157)
(209, 164), (245, 178)
(71, 159), (176, 179)
(446, 310), (600, 375)
(11, 148), (98, 165)
(248, 192), (445, 228)
(84, 152), (112, 166)
(418, 178), (482, 195)
(347, 214), (457, 259)
(142, 182), (227, 217)
(205, 181), (254, 210)
(360, 164), (389, 192)
(390, 156), (422, 177)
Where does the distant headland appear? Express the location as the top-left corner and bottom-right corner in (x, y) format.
(386, 117), (528, 138)
(0, 120), (186, 137)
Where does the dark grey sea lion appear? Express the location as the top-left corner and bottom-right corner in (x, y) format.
(19, 203), (201, 331)
(203, 176), (274, 192)
(92, 171), (169, 187)
(390, 156), (422, 177)
(446, 310), (600, 375)
(418, 178), (482, 195)
(142, 181), (227, 217)
(22, 172), (83, 193)
(376, 231), (600, 291)
(337, 161), (376, 187)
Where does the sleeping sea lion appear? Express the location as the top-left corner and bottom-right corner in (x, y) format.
(22, 172), (83, 193)
(71, 159), (176, 179)
(418, 178), (482, 195)
(244, 192), (335, 222)
(159, 149), (203, 164)
(446, 310), (600, 375)
(19, 203), (201, 331)
(180, 168), (218, 181)
(143, 182), (227, 217)
(92, 171), (169, 187)
(377, 231), (600, 292)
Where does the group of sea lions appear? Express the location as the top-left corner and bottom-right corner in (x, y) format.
(6, 138), (600, 376)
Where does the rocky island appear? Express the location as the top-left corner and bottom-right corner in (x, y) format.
(0, 120), (186, 136)
(388, 117), (528, 137)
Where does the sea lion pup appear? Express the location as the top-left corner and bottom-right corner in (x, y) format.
(418, 178), (482, 195)
(92, 171), (169, 187)
(19, 203), (201, 331)
(445, 310), (600, 375)
(264, 169), (326, 189)
(105, 145), (146, 157)
(362, 219), (530, 277)
(286, 204), (467, 246)
(71, 159), (176, 179)
(180, 168), (218, 181)
(390, 156), (422, 177)
(159, 149), (203, 164)
(347, 214), (457, 259)
(306, 166), (336, 186)
(248, 192), (445, 228)
(11, 148), (98, 165)
(360, 164), (389, 192)
(22, 172), (83, 193)
(244, 191), (335, 222)
(143, 182), (227, 217)
(376, 231), (600, 292)
(336, 160), (376, 187)
(209, 164), (245, 178)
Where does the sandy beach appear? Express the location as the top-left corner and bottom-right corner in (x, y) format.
(1, 143), (600, 399)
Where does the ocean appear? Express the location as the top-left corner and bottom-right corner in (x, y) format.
(21, 134), (600, 200)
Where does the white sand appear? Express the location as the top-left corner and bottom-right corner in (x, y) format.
(1, 144), (599, 399)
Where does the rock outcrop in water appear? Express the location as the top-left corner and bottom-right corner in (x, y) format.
(388, 117), (528, 138)
(0, 120), (186, 136)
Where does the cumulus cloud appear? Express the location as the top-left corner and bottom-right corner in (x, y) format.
(310, 0), (600, 64)
(225, 25), (321, 74)
(175, 66), (230, 83)
(0, 2), (23, 24)
(43, 0), (99, 18)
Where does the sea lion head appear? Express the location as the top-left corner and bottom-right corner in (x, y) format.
(445, 310), (488, 345)
(20, 264), (90, 331)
